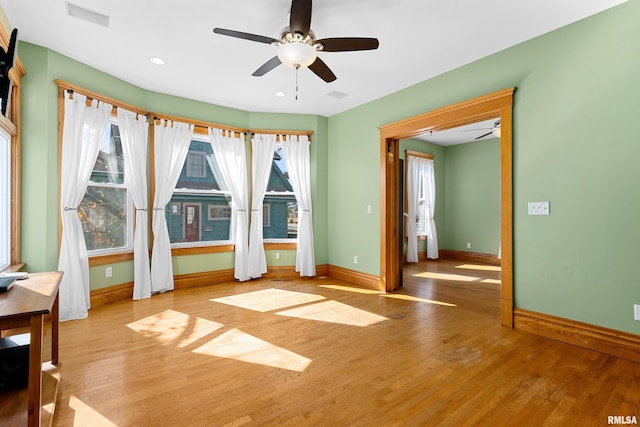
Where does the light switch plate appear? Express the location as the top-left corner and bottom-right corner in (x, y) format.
(528, 201), (550, 215)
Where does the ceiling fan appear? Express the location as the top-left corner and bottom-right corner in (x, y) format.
(463, 120), (501, 140)
(213, 0), (379, 83)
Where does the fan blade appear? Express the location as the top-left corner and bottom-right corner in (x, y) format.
(290, 0), (312, 38)
(309, 57), (337, 83)
(475, 131), (493, 140)
(252, 56), (282, 77)
(316, 37), (379, 52)
(462, 127), (492, 132)
(213, 28), (279, 45)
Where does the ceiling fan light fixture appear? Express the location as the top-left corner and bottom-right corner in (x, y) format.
(278, 41), (317, 69)
(492, 121), (501, 138)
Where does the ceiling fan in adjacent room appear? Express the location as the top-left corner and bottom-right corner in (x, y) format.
(213, 0), (379, 83)
(463, 120), (501, 140)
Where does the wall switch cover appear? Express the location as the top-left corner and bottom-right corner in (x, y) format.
(528, 201), (550, 215)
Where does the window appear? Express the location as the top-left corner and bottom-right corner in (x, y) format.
(166, 137), (232, 246)
(263, 203), (270, 227)
(263, 146), (297, 240)
(416, 171), (428, 236)
(186, 151), (207, 178)
(79, 119), (134, 254)
(0, 128), (10, 270)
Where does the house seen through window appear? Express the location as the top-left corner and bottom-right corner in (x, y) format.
(264, 146), (297, 240)
(166, 137), (232, 245)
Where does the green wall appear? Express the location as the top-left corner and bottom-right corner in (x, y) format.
(398, 138), (500, 256)
(442, 138), (500, 254)
(8, 0), (640, 335)
(327, 0), (640, 334)
(16, 43), (329, 290)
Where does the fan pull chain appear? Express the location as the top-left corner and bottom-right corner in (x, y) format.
(295, 65), (300, 101)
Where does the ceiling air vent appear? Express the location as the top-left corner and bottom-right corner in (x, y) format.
(326, 90), (348, 99)
(67, 3), (110, 27)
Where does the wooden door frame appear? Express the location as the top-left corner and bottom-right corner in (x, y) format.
(378, 88), (515, 327)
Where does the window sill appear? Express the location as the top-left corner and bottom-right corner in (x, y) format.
(171, 245), (235, 256)
(264, 242), (297, 250)
(0, 262), (26, 273)
(89, 252), (134, 267)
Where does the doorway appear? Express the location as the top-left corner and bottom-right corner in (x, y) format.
(378, 88), (515, 327)
(184, 203), (201, 242)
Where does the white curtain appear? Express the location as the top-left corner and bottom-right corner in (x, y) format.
(406, 156), (439, 262)
(117, 109), (151, 300)
(151, 120), (193, 293)
(208, 128), (250, 281)
(283, 135), (316, 276)
(247, 133), (277, 278)
(424, 158), (438, 259)
(58, 92), (112, 321)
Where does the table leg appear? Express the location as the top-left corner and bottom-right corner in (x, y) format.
(28, 314), (43, 427)
(52, 290), (59, 364)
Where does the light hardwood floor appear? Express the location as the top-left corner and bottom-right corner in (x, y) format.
(49, 259), (639, 426)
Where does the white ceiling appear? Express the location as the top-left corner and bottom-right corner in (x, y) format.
(416, 118), (500, 146)
(0, 0), (627, 117)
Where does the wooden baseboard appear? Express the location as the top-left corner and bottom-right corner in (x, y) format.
(326, 265), (381, 291)
(438, 249), (500, 266)
(174, 268), (236, 289)
(90, 264), (332, 308)
(90, 282), (134, 308)
(514, 308), (640, 363)
(262, 264), (329, 280)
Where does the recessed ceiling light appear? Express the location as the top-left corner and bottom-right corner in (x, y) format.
(149, 57), (166, 65)
(274, 91), (287, 97)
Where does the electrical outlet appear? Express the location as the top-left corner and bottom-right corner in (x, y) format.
(367, 205), (372, 214)
(353, 256), (358, 264)
(105, 266), (112, 278)
(466, 242), (471, 249)
(634, 304), (640, 321)
(275, 252), (280, 260)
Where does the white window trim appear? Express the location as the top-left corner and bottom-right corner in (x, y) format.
(0, 128), (10, 270)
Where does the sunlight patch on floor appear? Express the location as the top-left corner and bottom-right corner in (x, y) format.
(413, 271), (480, 282)
(455, 263), (502, 272)
(276, 300), (388, 326)
(68, 395), (117, 426)
(223, 415), (253, 427)
(382, 293), (457, 306)
(127, 309), (224, 347)
(211, 288), (326, 312)
(318, 284), (383, 295)
(193, 328), (312, 372)
(481, 278), (502, 285)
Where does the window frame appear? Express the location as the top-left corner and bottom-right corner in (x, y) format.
(404, 150), (435, 240)
(262, 143), (298, 243)
(0, 127), (11, 270)
(0, 34), (24, 272)
(168, 134), (234, 249)
(82, 117), (135, 257)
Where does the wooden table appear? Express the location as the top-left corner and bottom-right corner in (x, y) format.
(0, 271), (62, 427)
